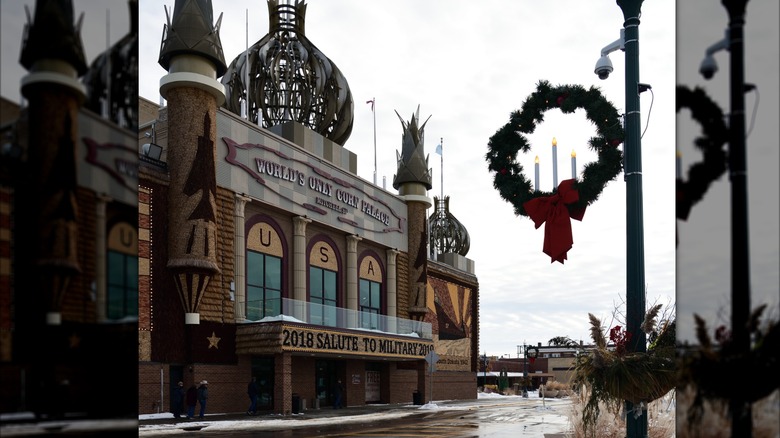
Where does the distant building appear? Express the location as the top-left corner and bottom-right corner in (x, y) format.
(137, 0), (480, 415)
(478, 343), (606, 391)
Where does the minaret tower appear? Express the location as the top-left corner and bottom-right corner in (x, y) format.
(158, 0), (227, 324)
(19, 0), (88, 325)
(392, 107), (433, 321)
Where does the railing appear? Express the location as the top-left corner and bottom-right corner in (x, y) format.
(246, 297), (432, 339)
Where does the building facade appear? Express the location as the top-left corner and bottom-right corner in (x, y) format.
(1, 0), (138, 419)
(137, 0), (479, 416)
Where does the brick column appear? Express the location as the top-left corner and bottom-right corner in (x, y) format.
(275, 352), (293, 415)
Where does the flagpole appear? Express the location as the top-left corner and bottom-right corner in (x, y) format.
(373, 98), (377, 185)
(245, 8), (249, 121)
(105, 9), (111, 119)
(440, 137), (443, 200)
(369, 97), (377, 185)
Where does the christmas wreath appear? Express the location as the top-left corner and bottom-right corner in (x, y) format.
(675, 85), (728, 221)
(486, 80), (624, 263)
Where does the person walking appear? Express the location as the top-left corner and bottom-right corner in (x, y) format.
(197, 380), (209, 419)
(185, 384), (198, 419)
(332, 379), (344, 409)
(171, 381), (185, 419)
(247, 376), (259, 415)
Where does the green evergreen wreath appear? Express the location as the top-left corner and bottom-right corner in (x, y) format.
(676, 85), (728, 221)
(486, 80), (624, 217)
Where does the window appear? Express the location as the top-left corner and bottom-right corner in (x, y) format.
(359, 279), (381, 330)
(107, 250), (138, 319)
(247, 250), (282, 320)
(246, 219), (285, 320)
(107, 222), (137, 320)
(358, 254), (383, 330)
(310, 266), (337, 326)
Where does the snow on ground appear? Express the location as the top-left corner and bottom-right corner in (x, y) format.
(138, 391), (573, 436)
(139, 408), (421, 435)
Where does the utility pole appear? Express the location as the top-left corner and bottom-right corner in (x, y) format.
(722, 1), (752, 435)
(616, 1), (647, 436)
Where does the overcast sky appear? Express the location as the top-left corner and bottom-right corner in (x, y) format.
(1, 0), (132, 106)
(676, 1), (779, 344)
(1, 0), (679, 358)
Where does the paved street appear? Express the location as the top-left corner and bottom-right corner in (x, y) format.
(137, 393), (574, 437)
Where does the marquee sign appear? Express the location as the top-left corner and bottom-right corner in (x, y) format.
(222, 136), (404, 228)
(281, 325), (434, 360)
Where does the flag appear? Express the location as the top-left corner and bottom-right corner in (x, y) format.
(435, 143), (442, 155)
(366, 98), (374, 112)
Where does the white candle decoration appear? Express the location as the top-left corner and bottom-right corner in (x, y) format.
(534, 156), (540, 191)
(571, 149), (577, 180)
(552, 137), (558, 188)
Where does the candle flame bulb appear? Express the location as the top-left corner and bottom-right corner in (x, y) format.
(552, 137), (557, 147)
(535, 155), (539, 164)
(571, 150), (576, 158)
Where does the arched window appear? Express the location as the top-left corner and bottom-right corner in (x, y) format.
(358, 254), (383, 330)
(107, 222), (138, 319)
(247, 221), (284, 320)
(309, 239), (338, 327)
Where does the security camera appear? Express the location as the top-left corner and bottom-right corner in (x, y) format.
(594, 56), (613, 80)
(699, 29), (729, 80)
(699, 55), (718, 80)
(594, 28), (624, 80)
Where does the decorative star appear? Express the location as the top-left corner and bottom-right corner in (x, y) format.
(207, 331), (221, 349)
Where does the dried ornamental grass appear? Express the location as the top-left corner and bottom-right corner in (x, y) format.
(573, 305), (676, 436)
(677, 305), (779, 435)
(568, 385), (676, 438)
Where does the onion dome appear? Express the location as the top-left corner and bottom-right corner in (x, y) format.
(158, 0), (228, 77)
(429, 196), (470, 257)
(392, 107), (433, 190)
(221, 0), (354, 146)
(82, 0), (138, 130)
(19, 0), (87, 75)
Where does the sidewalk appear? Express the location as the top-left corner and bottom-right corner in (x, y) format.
(136, 395), (576, 436)
(139, 400), (440, 427)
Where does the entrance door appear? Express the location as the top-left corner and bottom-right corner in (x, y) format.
(252, 357), (275, 410)
(169, 365), (184, 414)
(315, 360), (337, 407)
(365, 362), (381, 403)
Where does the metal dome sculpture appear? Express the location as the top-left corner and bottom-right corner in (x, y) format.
(429, 196), (471, 257)
(221, 0), (354, 146)
(82, 0), (138, 130)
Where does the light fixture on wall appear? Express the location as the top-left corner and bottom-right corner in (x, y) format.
(142, 142), (163, 160)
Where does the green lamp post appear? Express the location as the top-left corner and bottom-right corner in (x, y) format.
(719, 2), (751, 435)
(615, 1), (647, 436)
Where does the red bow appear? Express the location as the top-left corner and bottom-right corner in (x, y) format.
(523, 179), (586, 264)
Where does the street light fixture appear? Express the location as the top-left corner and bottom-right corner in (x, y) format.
(522, 344), (540, 398)
(611, 1), (648, 436)
(480, 352), (489, 390)
(719, 1), (753, 435)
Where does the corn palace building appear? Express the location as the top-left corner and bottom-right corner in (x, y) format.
(1, 0), (138, 419)
(138, 0), (480, 415)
